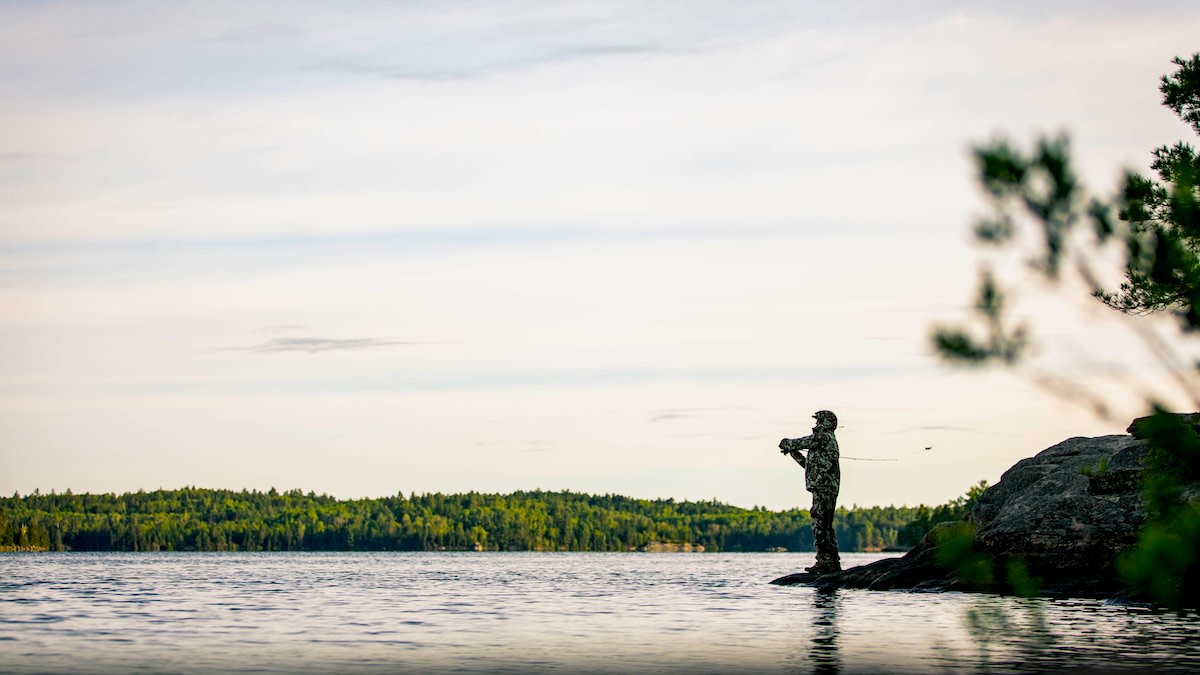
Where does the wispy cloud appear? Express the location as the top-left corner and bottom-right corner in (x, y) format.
(312, 42), (661, 82)
(649, 407), (752, 423)
(0, 152), (49, 161)
(240, 337), (421, 354)
(199, 22), (301, 44)
(255, 324), (306, 334)
(884, 425), (1005, 435)
(517, 441), (554, 454)
(0, 152), (63, 168)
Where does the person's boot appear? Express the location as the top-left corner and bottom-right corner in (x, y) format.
(805, 561), (841, 575)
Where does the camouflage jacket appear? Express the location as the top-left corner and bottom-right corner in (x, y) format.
(781, 429), (841, 494)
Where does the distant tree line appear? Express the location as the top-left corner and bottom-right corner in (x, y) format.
(0, 485), (985, 553)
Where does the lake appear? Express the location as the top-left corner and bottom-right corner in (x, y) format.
(2, 552), (1198, 674)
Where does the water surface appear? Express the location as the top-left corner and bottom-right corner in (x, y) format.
(2, 552), (1197, 674)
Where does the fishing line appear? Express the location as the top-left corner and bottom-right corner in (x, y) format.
(842, 447), (933, 462)
(781, 426), (934, 462)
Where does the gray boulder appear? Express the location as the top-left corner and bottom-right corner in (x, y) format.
(970, 434), (1147, 579)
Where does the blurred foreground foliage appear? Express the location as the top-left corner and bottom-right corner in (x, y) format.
(1117, 410), (1200, 606)
(933, 53), (1200, 608)
(0, 485), (979, 554)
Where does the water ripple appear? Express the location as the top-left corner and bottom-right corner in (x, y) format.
(1, 552), (1198, 674)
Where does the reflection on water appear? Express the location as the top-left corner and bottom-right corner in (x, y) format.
(809, 589), (840, 675)
(957, 593), (1200, 675)
(964, 595), (1054, 672)
(1, 552), (1198, 674)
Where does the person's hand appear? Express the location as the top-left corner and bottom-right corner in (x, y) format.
(778, 439), (789, 452)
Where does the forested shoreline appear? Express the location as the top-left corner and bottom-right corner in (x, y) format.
(0, 486), (984, 553)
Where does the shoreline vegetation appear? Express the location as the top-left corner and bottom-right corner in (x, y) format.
(1, 486), (984, 554)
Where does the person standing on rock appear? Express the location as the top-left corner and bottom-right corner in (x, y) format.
(779, 410), (842, 574)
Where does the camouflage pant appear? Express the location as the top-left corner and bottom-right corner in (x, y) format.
(810, 490), (840, 567)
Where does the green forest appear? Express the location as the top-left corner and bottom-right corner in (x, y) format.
(0, 484), (985, 553)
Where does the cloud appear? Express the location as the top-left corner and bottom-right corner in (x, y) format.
(649, 406), (753, 423)
(0, 152), (48, 161)
(255, 324), (306, 333)
(0, 152), (63, 170)
(199, 22), (302, 44)
(241, 337), (420, 354)
(884, 425), (1003, 435)
(311, 42), (662, 82)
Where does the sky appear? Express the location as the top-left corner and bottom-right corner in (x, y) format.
(2, 1), (1199, 510)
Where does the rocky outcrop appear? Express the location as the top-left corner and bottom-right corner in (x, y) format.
(969, 434), (1147, 579)
(774, 427), (1163, 599)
